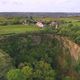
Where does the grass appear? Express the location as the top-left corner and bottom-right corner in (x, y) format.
(0, 17), (80, 36)
(0, 25), (42, 35)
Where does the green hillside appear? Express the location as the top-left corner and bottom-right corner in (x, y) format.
(0, 16), (80, 80)
(0, 33), (79, 80)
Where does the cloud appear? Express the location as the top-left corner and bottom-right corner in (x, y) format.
(0, 0), (80, 12)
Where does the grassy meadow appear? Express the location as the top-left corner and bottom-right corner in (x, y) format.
(0, 25), (42, 35)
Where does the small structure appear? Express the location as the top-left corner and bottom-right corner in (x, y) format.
(50, 21), (59, 29)
(22, 20), (27, 25)
(36, 21), (44, 28)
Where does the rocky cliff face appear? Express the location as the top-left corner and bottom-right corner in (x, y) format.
(55, 36), (80, 61)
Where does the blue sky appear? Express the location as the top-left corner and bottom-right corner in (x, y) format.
(0, 0), (80, 12)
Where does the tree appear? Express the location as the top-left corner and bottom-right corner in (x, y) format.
(0, 50), (13, 79)
(6, 69), (26, 80)
(33, 61), (56, 80)
(21, 66), (33, 80)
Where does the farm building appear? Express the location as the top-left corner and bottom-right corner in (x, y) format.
(50, 21), (59, 29)
(36, 21), (44, 28)
(22, 19), (27, 25)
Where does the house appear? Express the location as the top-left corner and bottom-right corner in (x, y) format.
(50, 21), (59, 29)
(22, 19), (27, 25)
(36, 21), (44, 28)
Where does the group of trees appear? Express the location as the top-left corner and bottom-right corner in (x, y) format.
(0, 50), (13, 80)
(0, 17), (80, 80)
(6, 61), (56, 80)
(0, 16), (36, 26)
(7, 61), (76, 80)
(0, 17), (21, 25)
(0, 33), (78, 80)
(58, 22), (80, 44)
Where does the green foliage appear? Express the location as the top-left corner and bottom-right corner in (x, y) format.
(6, 69), (26, 80)
(0, 33), (76, 79)
(21, 66), (33, 79)
(62, 76), (75, 80)
(75, 61), (80, 74)
(6, 61), (56, 80)
(33, 61), (56, 80)
(0, 50), (13, 79)
(58, 25), (80, 44)
(0, 16), (80, 80)
(43, 27), (58, 33)
(0, 25), (42, 35)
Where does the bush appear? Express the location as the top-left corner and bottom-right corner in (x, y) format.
(21, 66), (33, 79)
(6, 69), (26, 80)
(0, 50), (13, 79)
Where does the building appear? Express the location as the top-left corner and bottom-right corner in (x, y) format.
(50, 21), (59, 29)
(22, 19), (27, 25)
(36, 21), (44, 28)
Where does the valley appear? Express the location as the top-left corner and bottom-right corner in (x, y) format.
(0, 15), (80, 80)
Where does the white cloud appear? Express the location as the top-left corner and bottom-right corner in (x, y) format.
(0, 0), (80, 12)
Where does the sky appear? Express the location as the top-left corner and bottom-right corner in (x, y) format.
(0, 0), (80, 12)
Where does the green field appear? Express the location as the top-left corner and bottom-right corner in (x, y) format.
(0, 25), (42, 35)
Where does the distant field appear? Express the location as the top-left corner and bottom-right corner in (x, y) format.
(0, 17), (80, 36)
(0, 25), (42, 35)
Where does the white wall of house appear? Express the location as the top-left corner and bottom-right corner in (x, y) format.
(36, 22), (44, 28)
